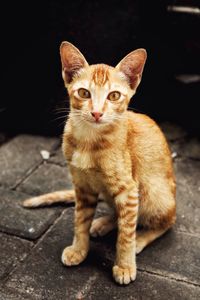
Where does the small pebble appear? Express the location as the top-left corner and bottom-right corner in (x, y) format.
(26, 287), (34, 293)
(171, 152), (177, 158)
(40, 150), (50, 160)
(28, 227), (35, 233)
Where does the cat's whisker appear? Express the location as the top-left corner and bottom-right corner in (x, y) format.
(54, 107), (70, 111)
(53, 108), (71, 114)
(56, 121), (67, 128)
(54, 110), (70, 115)
(52, 115), (68, 122)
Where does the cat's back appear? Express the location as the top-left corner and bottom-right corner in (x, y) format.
(126, 111), (168, 147)
(126, 111), (172, 168)
(126, 110), (163, 137)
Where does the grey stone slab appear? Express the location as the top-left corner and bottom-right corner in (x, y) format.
(136, 230), (200, 285)
(0, 233), (33, 280)
(49, 147), (67, 167)
(3, 209), (99, 300)
(85, 270), (200, 300)
(17, 163), (72, 196)
(0, 289), (35, 300)
(171, 138), (200, 160)
(0, 189), (63, 239)
(174, 158), (200, 234)
(0, 135), (58, 189)
(3, 208), (200, 300)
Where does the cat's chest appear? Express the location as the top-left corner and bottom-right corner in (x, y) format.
(71, 150), (96, 169)
(69, 150), (107, 193)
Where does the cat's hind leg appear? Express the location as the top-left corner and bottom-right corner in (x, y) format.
(136, 228), (168, 254)
(90, 215), (117, 237)
(137, 175), (176, 254)
(137, 195), (176, 254)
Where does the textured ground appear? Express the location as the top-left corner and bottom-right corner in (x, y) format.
(0, 123), (199, 300)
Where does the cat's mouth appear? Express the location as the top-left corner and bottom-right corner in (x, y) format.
(86, 119), (106, 125)
(79, 114), (105, 125)
(83, 115), (119, 127)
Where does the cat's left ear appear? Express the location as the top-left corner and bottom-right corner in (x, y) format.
(60, 41), (89, 84)
(116, 49), (147, 91)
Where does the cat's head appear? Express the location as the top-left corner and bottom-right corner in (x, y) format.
(60, 42), (146, 126)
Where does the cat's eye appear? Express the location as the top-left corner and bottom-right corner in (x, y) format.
(78, 88), (91, 99)
(107, 91), (121, 101)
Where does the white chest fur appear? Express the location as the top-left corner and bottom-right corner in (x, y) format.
(71, 150), (95, 169)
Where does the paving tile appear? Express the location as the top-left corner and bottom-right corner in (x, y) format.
(0, 189), (63, 239)
(0, 289), (34, 300)
(85, 270), (200, 300)
(3, 208), (200, 300)
(3, 209), (99, 300)
(17, 163), (72, 196)
(0, 233), (33, 280)
(0, 135), (58, 189)
(174, 158), (200, 235)
(49, 147), (67, 167)
(136, 230), (200, 285)
(171, 138), (200, 160)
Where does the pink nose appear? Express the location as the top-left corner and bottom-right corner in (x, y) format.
(91, 112), (103, 121)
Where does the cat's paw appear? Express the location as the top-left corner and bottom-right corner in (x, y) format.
(112, 264), (136, 285)
(61, 246), (87, 266)
(90, 217), (116, 237)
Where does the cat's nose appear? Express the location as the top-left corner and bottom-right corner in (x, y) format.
(91, 112), (103, 121)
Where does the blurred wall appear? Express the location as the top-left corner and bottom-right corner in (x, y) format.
(0, 0), (199, 135)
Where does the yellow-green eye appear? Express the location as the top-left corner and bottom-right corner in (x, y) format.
(107, 91), (121, 101)
(78, 88), (91, 98)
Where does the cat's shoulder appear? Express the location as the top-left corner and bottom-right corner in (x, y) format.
(126, 111), (158, 128)
(126, 111), (165, 143)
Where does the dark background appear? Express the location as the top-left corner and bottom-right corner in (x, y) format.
(0, 0), (199, 136)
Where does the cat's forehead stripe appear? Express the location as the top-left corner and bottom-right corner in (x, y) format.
(92, 64), (109, 86)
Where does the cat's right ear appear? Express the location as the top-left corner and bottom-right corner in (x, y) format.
(60, 42), (89, 84)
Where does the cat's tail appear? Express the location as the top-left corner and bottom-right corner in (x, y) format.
(22, 190), (75, 208)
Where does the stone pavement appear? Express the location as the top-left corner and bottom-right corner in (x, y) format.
(0, 123), (200, 300)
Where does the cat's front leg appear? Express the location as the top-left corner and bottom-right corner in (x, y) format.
(62, 188), (97, 266)
(113, 184), (139, 285)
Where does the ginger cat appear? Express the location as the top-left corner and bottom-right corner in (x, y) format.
(23, 42), (176, 285)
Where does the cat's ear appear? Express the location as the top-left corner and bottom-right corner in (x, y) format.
(60, 42), (89, 84)
(116, 49), (147, 91)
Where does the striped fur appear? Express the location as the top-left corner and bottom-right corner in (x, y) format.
(92, 64), (109, 86)
(22, 42), (176, 285)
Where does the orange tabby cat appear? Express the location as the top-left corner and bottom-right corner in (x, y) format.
(23, 42), (176, 285)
